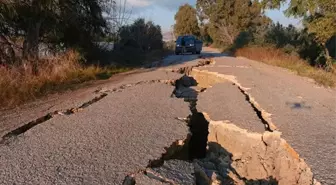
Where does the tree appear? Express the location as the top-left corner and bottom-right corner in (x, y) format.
(174, 4), (200, 37)
(197, 0), (270, 47)
(262, 0), (336, 69)
(0, 0), (109, 64)
(119, 18), (163, 52)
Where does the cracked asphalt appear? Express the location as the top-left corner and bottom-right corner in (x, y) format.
(0, 48), (335, 184)
(197, 52), (336, 185)
(0, 83), (189, 184)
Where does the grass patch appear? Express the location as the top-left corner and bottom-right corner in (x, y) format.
(235, 46), (336, 87)
(0, 50), (131, 109)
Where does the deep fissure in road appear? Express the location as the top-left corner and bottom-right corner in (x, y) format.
(187, 105), (209, 160)
(170, 72), (210, 161)
(134, 58), (318, 185)
(122, 64), (213, 184)
(138, 74), (210, 183)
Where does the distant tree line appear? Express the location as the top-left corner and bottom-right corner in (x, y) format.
(173, 0), (336, 70)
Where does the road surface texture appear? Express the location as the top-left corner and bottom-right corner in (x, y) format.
(0, 48), (334, 184)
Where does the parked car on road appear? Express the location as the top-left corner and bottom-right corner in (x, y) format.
(175, 35), (203, 55)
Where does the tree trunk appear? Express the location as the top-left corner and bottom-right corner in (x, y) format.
(0, 35), (15, 65)
(223, 26), (234, 44)
(22, 20), (41, 74)
(323, 44), (333, 72)
(217, 21), (234, 45)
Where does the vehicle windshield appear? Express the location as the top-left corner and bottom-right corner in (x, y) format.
(176, 36), (195, 45)
(176, 36), (182, 43)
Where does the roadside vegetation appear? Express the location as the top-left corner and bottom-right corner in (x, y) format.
(235, 46), (336, 87)
(0, 50), (130, 107)
(174, 0), (336, 87)
(0, 1), (170, 108)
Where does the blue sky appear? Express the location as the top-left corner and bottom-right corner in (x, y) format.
(126, 0), (302, 32)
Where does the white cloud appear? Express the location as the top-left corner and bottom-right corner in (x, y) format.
(153, 0), (195, 10)
(127, 0), (151, 7)
(126, 0), (195, 11)
(124, 0), (196, 30)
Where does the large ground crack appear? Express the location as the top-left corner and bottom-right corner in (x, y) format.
(167, 58), (276, 132)
(122, 57), (318, 185)
(121, 59), (215, 184)
(121, 101), (210, 184)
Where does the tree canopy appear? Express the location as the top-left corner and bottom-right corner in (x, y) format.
(265, 0), (336, 43)
(119, 18), (163, 52)
(174, 4), (200, 37)
(196, 0), (270, 46)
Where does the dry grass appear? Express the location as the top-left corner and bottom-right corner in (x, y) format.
(0, 50), (130, 108)
(235, 46), (336, 87)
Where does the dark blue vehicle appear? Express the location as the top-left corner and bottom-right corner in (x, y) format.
(175, 35), (203, 55)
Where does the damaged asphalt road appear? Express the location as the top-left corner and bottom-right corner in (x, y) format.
(0, 48), (333, 184)
(0, 83), (190, 185)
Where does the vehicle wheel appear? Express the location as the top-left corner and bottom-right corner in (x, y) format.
(175, 52), (179, 55)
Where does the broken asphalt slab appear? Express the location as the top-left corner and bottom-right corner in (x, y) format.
(197, 82), (265, 133)
(201, 114), (317, 185)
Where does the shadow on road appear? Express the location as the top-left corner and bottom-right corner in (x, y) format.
(285, 101), (312, 110)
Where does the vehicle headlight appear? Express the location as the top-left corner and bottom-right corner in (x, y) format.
(190, 44), (194, 46)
